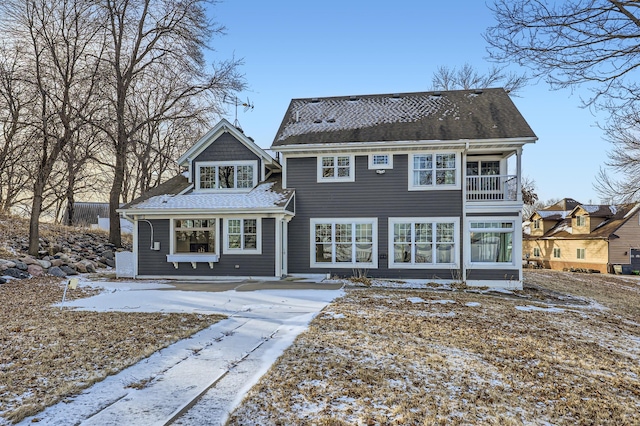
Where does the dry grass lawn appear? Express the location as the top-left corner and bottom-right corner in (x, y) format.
(228, 270), (640, 425)
(0, 277), (224, 424)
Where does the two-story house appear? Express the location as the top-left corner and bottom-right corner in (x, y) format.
(119, 88), (537, 288)
(524, 198), (640, 273)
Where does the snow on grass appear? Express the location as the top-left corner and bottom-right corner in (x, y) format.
(228, 283), (640, 425)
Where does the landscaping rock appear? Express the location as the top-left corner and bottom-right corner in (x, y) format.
(47, 266), (67, 277)
(0, 277), (6, 284)
(50, 258), (64, 267)
(37, 259), (52, 269)
(12, 260), (28, 271)
(0, 260), (16, 270)
(27, 264), (45, 277)
(60, 265), (78, 275)
(3, 268), (29, 279)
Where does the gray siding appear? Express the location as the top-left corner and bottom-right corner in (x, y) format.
(192, 132), (261, 182)
(286, 154), (463, 279)
(138, 218), (276, 277)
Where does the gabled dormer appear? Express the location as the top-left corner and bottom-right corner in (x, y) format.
(569, 205), (614, 235)
(177, 119), (280, 193)
(529, 210), (571, 236)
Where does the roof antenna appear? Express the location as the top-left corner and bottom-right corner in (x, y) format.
(225, 95), (255, 131)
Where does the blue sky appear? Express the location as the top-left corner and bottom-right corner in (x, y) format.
(207, 0), (608, 204)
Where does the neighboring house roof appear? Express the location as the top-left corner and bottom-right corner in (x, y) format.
(119, 175), (294, 215)
(533, 210), (572, 221)
(63, 202), (110, 226)
(544, 198), (582, 211)
(525, 203), (640, 240)
(570, 204), (617, 218)
(272, 88), (537, 149)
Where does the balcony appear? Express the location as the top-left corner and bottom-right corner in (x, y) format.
(466, 175), (518, 202)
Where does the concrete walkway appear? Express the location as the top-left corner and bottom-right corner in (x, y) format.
(17, 280), (344, 426)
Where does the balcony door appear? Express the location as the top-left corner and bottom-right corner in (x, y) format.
(467, 159), (502, 200)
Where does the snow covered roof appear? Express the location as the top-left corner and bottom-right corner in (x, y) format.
(120, 177), (293, 215)
(272, 88), (537, 148)
(534, 210), (572, 220)
(525, 202), (640, 240)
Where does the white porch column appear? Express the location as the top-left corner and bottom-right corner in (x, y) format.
(516, 147), (523, 201)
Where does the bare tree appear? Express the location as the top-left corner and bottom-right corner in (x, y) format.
(0, 42), (34, 212)
(98, 0), (245, 247)
(486, 0), (640, 204)
(431, 63), (528, 94)
(485, 1), (640, 109)
(0, 0), (105, 255)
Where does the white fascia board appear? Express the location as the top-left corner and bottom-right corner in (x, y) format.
(178, 118), (280, 169)
(119, 207), (295, 217)
(271, 137), (537, 153)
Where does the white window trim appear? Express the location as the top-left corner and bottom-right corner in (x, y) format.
(553, 247), (561, 258)
(310, 218), (378, 268)
(316, 155), (355, 183)
(168, 218), (220, 263)
(466, 218), (520, 269)
(388, 217), (460, 269)
(408, 152), (461, 191)
(577, 248), (586, 260)
(368, 153), (393, 169)
(576, 216), (586, 227)
(195, 160), (258, 193)
(533, 247), (541, 257)
(223, 218), (262, 255)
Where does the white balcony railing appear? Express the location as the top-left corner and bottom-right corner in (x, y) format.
(466, 175), (518, 201)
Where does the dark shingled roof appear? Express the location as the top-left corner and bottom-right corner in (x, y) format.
(63, 202), (110, 226)
(120, 174), (190, 209)
(272, 88), (537, 147)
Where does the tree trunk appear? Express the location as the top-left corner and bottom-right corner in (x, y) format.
(108, 143), (125, 247)
(28, 181), (45, 256)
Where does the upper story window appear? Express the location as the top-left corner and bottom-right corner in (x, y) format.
(317, 155), (354, 182)
(576, 215), (586, 227)
(368, 153), (393, 169)
(533, 219), (541, 229)
(409, 153), (458, 190)
(196, 161), (257, 191)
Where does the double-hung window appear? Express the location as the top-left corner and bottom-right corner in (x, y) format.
(576, 216), (586, 227)
(409, 153), (458, 190)
(197, 161), (257, 191)
(533, 247), (541, 257)
(553, 248), (561, 258)
(577, 248), (586, 260)
(389, 218), (459, 268)
(317, 155), (354, 182)
(224, 218), (261, 254)
(311, 218), (377, 267)
(469, 221), (515, 264)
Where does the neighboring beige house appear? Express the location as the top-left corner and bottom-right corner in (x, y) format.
(523, 198), (640, 273)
